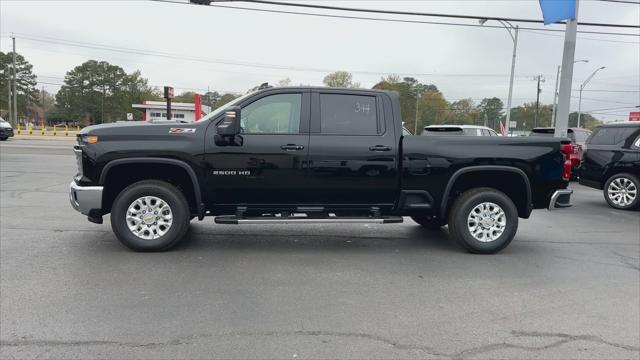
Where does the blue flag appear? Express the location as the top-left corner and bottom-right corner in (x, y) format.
(538, 0), (577, 25)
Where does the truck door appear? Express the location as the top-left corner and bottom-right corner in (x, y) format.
(204, 91), (311, 206)
(306, 90), (398, 208)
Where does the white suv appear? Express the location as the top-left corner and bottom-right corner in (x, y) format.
(422, 125), (499, 136)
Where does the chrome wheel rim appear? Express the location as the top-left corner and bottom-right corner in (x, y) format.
(126, 196), (173, 240)
(467, 202), (507, 242)
(608, 177), (637, 207)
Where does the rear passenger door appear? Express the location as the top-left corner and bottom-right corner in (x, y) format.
(305, 90), (398, 207)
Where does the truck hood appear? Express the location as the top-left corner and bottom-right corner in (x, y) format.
(81, 121), (193, 135)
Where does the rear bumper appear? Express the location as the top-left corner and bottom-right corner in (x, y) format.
(69, 181), (103, 215)
(548, 189), (573, 210)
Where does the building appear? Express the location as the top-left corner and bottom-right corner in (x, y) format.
(131, 100), (210, 122)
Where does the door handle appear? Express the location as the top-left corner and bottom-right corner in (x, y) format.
(369, 145), (391, 152)
(281, 144), (305, 151)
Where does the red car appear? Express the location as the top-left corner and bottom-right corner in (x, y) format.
(529, 127), (592, 178)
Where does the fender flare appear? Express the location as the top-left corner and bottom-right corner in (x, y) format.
(440, 165), (532, 218)
(99, 158), (205, 219)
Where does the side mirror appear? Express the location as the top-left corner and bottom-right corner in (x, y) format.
(217, 106), (241, 136)
(215, 106), (242, 146)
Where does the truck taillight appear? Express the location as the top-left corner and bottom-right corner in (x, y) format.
(560, 144), (573, 159)
(563, 160), (572, 180)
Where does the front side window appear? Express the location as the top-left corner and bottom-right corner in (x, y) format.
(588, 127), (637, 145)
(241, 93), (302, 134)
(320, 94), (378, 135)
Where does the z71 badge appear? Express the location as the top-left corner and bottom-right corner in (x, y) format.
(169, 128), (196, 134)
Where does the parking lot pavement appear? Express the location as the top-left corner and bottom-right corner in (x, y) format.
(1, 139), (639, 359)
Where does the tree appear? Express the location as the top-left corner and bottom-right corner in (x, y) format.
(0, 51), (38, 120)
(569, 112), (602, 130)
(55, 60), (158, 125)
(213, 93), (241, 110)
(373, 75), (440, 133)
(477, 97), (504, 130)
(447, 98), (479, 125)
(417, 90), (449, 132)
(509, 103), (553, 131)
(278, 78), (292, 87)
(202, 91), (220, 109)
(323, 71), (360, 88)
(173, 91), (197, 103)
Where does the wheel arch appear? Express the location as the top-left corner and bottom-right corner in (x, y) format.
(440, 166), (532, 219)
(601, 165), (640, 188)
(99, 158), (204, 219)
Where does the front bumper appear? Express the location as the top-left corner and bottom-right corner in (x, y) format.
(0, 128), (14, 138)
(548, 189), (573, 210)
(69, 181), (103, 215)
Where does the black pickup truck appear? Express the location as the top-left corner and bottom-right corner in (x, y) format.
(70, 87), (573, 253)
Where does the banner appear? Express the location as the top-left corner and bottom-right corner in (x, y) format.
(538, 0), (577, 25)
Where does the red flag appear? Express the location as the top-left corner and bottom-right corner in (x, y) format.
(499, 121), (506, 136)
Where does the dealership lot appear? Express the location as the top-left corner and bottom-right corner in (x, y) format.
(1, 140), (639, 359)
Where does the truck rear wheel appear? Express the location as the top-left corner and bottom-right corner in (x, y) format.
(447, 188), (518, 254)
(410, 215), (446, 230)
(110, 180), (191, 252)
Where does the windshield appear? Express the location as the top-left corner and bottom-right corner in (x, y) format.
(197, 92), (253, 122)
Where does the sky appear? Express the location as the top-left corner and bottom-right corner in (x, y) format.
(1, 0), (639, 122)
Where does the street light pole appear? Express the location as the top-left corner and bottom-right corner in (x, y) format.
(480, 19), (518, 135)
(552, 60), (588, 127)
(577, 66), (605, 128)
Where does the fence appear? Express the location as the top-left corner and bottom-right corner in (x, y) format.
(16, 123), (81, 137)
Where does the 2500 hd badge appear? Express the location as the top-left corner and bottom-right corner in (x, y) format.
(70, 87), (573, 253)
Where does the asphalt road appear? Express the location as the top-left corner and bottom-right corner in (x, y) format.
(1, 139), (639, 359)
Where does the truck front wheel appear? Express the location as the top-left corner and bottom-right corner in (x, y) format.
(447, 188), (518, 254)
(110, 180), (191, 252)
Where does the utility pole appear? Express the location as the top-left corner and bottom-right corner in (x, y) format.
(12, 35), (18, 127)
(533, 75), (544, 128)
(41, 86), (45, 124)
(414, 93), (419, 135)
(5, 66), (11, 125)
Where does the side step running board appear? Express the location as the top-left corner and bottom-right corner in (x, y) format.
(215, 216), (403, 225)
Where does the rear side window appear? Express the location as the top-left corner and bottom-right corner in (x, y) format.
(423, 127), (463, 136)
(573, 130), (590, 143)
(463, 128), (479, 136)
(320, 94), (378, 135)
(588, 127), (637, 145)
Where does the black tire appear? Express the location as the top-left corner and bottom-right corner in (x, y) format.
(110, 180), (191, 252)
(447, 188), (518, 254)
(410, 215), (446, 230)
(0, 137), (7, 141)
(603, 173), (640, 210)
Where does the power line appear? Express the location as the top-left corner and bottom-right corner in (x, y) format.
(8, 32), (552, 78)
(595, 0), (640, 4)
(224, 0), (640, 28)
(149, 0), (640, 37)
